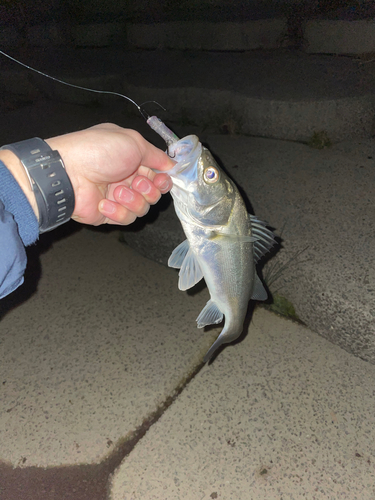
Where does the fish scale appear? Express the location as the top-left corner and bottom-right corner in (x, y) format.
(220, 243), (246, 299)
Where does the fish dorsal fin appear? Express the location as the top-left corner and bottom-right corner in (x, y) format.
(196, 300), (224, 328)
(251, 274), (268, 301)
(250, 215), (277, 262)
(178, 248), (204, 291)
(168, 239), (190, 269)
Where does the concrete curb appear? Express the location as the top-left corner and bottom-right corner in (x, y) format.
(127, 19), (286, 51)
(306, 19), (375, 54)
(2, 17), (375, 54)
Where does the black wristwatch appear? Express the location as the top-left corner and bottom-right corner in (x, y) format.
(1, 138), (75, 232)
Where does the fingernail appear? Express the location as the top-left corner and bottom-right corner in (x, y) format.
(100, 200), (116, 214)
(159, 180), (171, 191)
(119, 187), (135, 203)
(135, 178), (151, 194)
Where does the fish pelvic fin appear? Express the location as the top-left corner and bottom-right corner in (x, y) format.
(196, 300), (224, 328)
(203, 323), (242, 363)
(250, 215), (277, 263)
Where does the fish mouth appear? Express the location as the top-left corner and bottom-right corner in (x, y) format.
(167, 135), (201, 171)
(167, 135), (195, 158)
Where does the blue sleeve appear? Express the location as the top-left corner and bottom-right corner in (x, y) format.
(0, 160), (39, 299)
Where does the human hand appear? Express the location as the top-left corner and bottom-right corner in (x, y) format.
(44, 123), (174, 226)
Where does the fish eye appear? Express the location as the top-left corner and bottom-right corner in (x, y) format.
(203, 166), (219, 184)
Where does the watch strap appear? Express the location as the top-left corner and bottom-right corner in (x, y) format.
(1, 138), (75, 233)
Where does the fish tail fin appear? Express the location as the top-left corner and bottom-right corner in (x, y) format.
(203, 323), (242, 363)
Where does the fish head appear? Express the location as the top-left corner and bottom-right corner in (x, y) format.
(168, 136), (236, 226)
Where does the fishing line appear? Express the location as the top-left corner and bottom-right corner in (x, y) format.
(0, 49), (165, 119)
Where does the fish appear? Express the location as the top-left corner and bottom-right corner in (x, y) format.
(148, 116), (277, 362)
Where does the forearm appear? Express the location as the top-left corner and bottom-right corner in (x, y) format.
(0, 156), (40, 299)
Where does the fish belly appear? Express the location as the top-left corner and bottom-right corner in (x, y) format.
(182, 220), (254, 327)
(199, 235), (254, 361)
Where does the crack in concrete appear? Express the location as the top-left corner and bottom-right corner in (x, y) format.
(0, 362), (205, 500)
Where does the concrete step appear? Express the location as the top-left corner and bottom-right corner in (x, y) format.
(306, 19), (375, 54)
(2, 15), (375, 54)
(128, 18), (375, 55)
(127, 19), (286, 51)
(1, 48), (374, 142)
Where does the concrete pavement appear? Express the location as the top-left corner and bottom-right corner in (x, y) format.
(110, 307), (375, 500)
(1, 227), (375, 499)
(0, 227), (209, 498)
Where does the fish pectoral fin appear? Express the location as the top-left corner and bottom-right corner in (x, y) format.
(196, 300), (224, 328)
(168, 239), (190, 269)
(169, 240), (203, 290)
(178, 249), (204, 291)
(251, 274), (268, 301)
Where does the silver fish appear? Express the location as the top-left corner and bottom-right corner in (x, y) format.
(148, 117), (277, 362)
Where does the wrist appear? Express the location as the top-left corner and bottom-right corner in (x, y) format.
(0, 149), (39, 219)
(0, 138), (75, 233)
